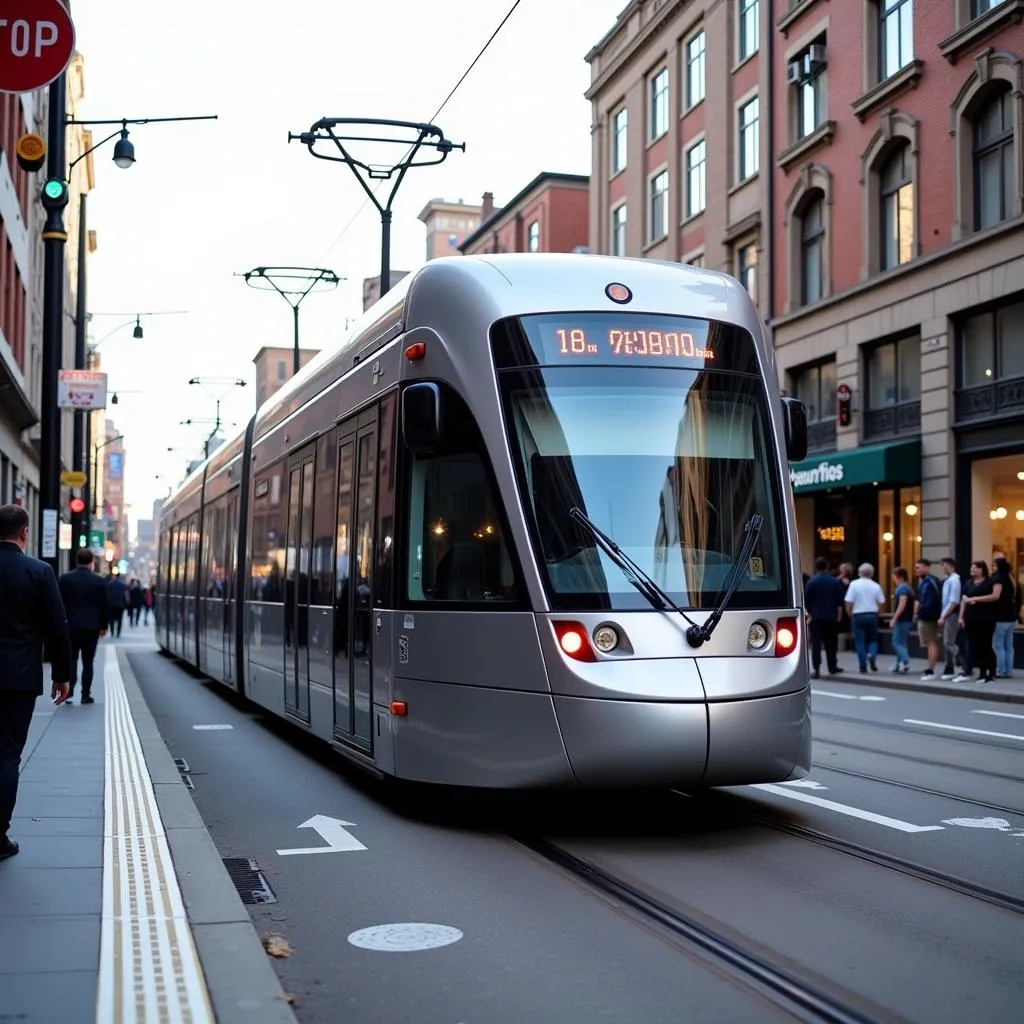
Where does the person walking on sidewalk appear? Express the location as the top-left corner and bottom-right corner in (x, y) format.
(844, 563), (885, 673)
(106, 573), (129, 637)
(957, 560), (998, 684)
(0, 505), (71, 861)
(913, 559), (942, 680)
(57, 549), (108, 705)
(804, 557), (844, 679)
(991, 556), (1018, 679)
(937, 557), (963, 680)
(889, 567), (914, 673)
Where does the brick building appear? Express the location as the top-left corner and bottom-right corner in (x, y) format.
(417, 197), (483, 260)
(585, 0), (1024, 636)
(459, 173), (589, 255)
(253, 345), (321, 408)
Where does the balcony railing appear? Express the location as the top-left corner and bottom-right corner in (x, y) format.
(863, 400), (921, 441)
(806, 418), (837, 453)
(954, 375), (1024, 423)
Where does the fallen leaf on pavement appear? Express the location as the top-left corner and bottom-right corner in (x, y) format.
(263, 932), (293, 958)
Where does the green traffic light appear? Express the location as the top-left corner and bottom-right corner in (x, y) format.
(43, 179), (65, 200)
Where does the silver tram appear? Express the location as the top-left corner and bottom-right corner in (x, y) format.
(157, 254), (812, 789)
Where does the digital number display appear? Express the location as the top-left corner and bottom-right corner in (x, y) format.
(554, 327), (714, 360)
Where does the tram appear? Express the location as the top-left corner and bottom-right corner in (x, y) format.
(157, 254), (812, 788)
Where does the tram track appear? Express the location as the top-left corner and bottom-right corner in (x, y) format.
(814, 710), (1024, 753)
(517, 835), (896, 1024)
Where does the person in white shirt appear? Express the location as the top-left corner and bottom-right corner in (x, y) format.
(844, 562), (885, 673)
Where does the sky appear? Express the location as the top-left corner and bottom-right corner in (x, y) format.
(71, 0), (626, 529)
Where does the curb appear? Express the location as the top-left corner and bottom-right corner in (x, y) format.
(822, 667), (1024, 705)
(116, 648), (298, 1024)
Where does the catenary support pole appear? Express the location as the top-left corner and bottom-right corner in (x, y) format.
(72, 192), (88, 550)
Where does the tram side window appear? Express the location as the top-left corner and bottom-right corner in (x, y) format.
(404, 389), (521, 604)
(250, 464), (286, 602)
(206, 501), (226, 598)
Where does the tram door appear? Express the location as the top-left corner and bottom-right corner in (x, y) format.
(333, 409), (377, 753)
(283, 448), (315, 723)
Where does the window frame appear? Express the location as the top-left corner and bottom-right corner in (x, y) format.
(610, 202), (627, 257)
(649, 67), (669, 142)
(958, 298), (1024, 389)
(972, 87), (1014, 231)
(527, 220), (541, 252)
(684, 137), (706, 219)
(791, 360), (837, 425)
(735, 241), (758, 303)
(738, 94), (760, 182)
(738, 0), (760, 62)
(685, 29), (706, 109)
(879, 143), (914, 271)
(611, 106), (628, 175)
(648, 167), (670, 242)
(799, 194), (826, 307)
(878, 0), (914, 83)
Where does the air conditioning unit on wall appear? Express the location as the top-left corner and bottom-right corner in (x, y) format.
(807, 43), (827, 73)
(786, 61), (803, 85)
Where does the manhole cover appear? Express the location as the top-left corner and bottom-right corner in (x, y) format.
(222, 857), (278, 904)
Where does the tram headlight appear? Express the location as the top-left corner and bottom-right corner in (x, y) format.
(747, 621), (771, 650)
(593, 625), (619, 653)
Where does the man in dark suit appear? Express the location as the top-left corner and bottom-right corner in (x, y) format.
(804, 556), (845, 679)
(106, 572), (129, 637)
(58, 549), (109, 705)
(0, 505), (71, 860)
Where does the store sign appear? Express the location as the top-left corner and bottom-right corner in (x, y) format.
(788, 439), (922, 494)
(817, 526), (845, 542)
(57, 370), (107, 409)
(790, 460), (845, 490)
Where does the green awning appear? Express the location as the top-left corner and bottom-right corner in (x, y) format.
(789, 438), (921, 493)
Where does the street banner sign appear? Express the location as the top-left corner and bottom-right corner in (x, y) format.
(58, 369), (107, 410)
(61, 470), (87, 488)
(89, 529), (106, 549)
(41, 508), (58, 558)
(0, 0), (77, 94)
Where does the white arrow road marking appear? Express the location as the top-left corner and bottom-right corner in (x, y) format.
(972, 709), (1024, 721)
(752, 784), (945, 832)
(905, 719), (1024, 742)
(193, 724), (233, 730)
(277, 815), (368, 856)
(780, 779), (829, 790)
(812, 690), (887, 702)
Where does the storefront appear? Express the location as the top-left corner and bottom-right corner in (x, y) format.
(790, 439), (921, 610)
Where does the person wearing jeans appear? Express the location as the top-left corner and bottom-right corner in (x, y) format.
(844, 563), (886, 673)
(991, 556), (1017, 678)
(889, 567), (913, 673)
(938, 557), (962, 680)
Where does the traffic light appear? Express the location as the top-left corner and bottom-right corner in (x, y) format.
(40, 177), (69, 210)
(69, 497), (86, 515)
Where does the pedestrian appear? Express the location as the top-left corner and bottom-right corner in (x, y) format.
(143, 582), (154, 625)
(106, 572), (128, 636)
(128, 579), (144, 626)
(837, 562), (854, 648)
(57, 549), (109, 705)
(843, 562), (885, 673)
(0, 505), (71, 861)
(889, 567), (914, 673)
(913, 558), (942, 680)
(937, 557), (962, 680)
(991, 556), (1017, 679)
(958, 560), (997, 684)
(804, 556), (844, 679)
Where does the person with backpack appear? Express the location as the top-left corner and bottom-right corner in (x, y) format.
(913, 558), (942, 680)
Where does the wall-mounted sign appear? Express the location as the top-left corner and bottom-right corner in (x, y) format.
(817, 526), (845, 543)
(58, 369), (107, 410)
(107, 452), (123, 480)
(836, 383), (852, 428)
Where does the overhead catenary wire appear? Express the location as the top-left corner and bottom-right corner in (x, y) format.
(317, 0), (525, 263)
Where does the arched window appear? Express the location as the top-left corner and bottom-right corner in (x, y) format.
(800, 193), (825, 305)
(880, 143), (913, 270)
(973, 84), (1014, 229)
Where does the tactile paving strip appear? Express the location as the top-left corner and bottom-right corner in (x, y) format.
(97, 650), (214, 1023)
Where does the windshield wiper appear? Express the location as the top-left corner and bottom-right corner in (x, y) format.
(685, 514), (764, 649)
(568, 507), (699, 627)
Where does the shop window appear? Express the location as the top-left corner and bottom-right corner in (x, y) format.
(864, 335), (921, 440)
(791, 360), (836, 453)
(970, 455), (1024, 580)
(611, 203), (627, 257)
(611, 107), (627, 174)
(650, 68), (669, 141)
(877, 486), (922, 610)
(956, 298), (1024, 422)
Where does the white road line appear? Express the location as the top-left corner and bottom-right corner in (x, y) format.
(812, 690), (887, 702)
(904, 718), (1024, 742)
(98, 648), (215, 1023)
(752, 783), (945, 832)
(972, 709), (1024, 721)
(193, 724), (234, 731)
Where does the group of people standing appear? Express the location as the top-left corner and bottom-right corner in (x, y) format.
(804, 555), (1020, 684)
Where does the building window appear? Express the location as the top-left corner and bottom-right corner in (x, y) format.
(739, 0), (759, 60)
(971, 0), (1000, 15)
(866, 335), (921, 423)
(879, 0), (914, 82)
(277, 359), (287, 381)
(527, 221), (540, 252)
(880, 143), (914, 270)
(649, 170), (669, 242)
(792, 360), (837, 452)
(795, 41), (827, 140)
(738, 97), (759, 180)
(686, 30), (705, 108)
(800, 194), (825, 306)
(685, 139), (706, 217)
(687, 253), (705, 267)
(650, 68), (669, 141)
(960, 299), (1024, 389)
(974, 86), (1014, 231)
(612, 107), (628, 174)
(736, 243), (757, 302)
(611, 204), (627, 257)
(967, 454), (1024, 575)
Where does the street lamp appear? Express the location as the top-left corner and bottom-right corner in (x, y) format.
(36, 96), (217, 573)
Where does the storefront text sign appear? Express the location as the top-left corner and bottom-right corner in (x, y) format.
(788, 439), (922, 494)
(57, 370), (108, 410)
(790, 460), (845, 489)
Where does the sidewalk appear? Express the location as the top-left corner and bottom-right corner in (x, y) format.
(817, 648), (1024, 704)
(0, 637), (296, 1023)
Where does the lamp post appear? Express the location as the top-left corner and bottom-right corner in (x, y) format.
(37, 112), (217, 572)
(288, 118), (464, 296)
(237, 267), (341, 375)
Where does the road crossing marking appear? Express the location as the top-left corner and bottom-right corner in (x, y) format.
(752, 783), (945, 833)
(905, 718), (1024, 742)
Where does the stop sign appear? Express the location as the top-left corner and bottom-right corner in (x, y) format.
(0, 0), (76, 94)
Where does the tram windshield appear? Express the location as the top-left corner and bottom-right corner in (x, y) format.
(491, 313), (790, 612)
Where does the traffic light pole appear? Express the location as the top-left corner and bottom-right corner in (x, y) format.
(38, 75), (68, 572)
(71, 192), (88, 551)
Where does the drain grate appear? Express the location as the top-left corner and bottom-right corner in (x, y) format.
(174, 758), (195, 792)
(222, 857), (278, 904)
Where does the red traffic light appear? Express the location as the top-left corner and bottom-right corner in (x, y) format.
(69, 497), (86, 515)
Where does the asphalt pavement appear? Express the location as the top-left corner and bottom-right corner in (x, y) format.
(127, 640), (1024, 1023)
